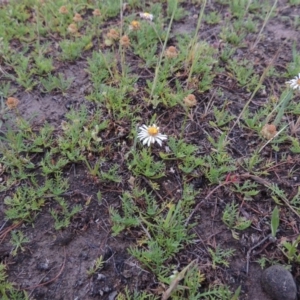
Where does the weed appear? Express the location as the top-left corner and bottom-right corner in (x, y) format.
(227, 59), (260, 91)
(222, 202), (252, 232)
(59, 35), (92, 61)
(128, 149), (166, 179)
(271, 206), (279, 238)
(87, 255), (105, 276)
(10, 230), (30, 256)
(50, 198), (81, 230)
(208, 246), (235, 269)
(0, 0), (298, 297)
(205, 11), (221, 25)
(279, 235), (300, 263)
(0, 263), (29, 300)
(40, 73), (73, 94)
(231, 180), (259, 200)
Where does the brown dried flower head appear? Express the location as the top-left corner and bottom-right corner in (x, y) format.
(120, 35), (130, 48)
(59, 6), (68, 14)
(261, 124), (277, 140)
(92, 9), (101, 16)
(107, 29), (119, 40)
(73, 13), (83, 22)
(165, 46), (178, 59)
(129, 20), (140, 31)
(6, 97), (19, 109)
(67, 23), (78, 34)
(184, 94), (197, 107)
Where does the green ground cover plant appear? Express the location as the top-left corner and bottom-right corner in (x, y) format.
(0, 0), (300, 299)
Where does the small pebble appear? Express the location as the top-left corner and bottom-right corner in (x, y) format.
(108, 291), (118, 300)
(261, 265), (297, 300)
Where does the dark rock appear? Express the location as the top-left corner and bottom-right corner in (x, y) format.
(261, 265), (297, 300)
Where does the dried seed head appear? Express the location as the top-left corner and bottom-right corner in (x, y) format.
(92, 9), (101, 16)
(6, 97), (19, 109)
(261, 124), (277, 140)
(184, 94), (197, 107)
(59, 6), (68, 14)
(107, 29), (119, 40)
(73, 13), (83, 22)
(165, 46), (178, 58)
(120, 35), (130, 47)
(67, 23), (78, 34)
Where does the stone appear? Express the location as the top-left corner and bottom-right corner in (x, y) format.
(261, 265), (297, 300)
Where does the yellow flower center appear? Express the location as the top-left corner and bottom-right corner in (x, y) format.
(297, 79), (300, 85)
(131, 21), (139, 27)
(147, 126), (159, 136)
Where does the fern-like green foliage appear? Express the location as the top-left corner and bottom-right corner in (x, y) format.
(128, 149), (166, 179)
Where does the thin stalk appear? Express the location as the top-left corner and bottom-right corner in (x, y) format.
(258, 124), (289, 153)
(226, 48), (281, 140)
(149, 0), (178, 107)
(186, 0), (207, 85)
(119, 0), (125, 77)
(265, 89), (293, 125)
(251, 0), (278, 50)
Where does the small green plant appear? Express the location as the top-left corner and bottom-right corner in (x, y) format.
(271, 206), (279, 238)
(33, 55), (54, 75)
(59, 36), (92, 61)
(40, 73), (74, 94)
(219, 26), (245, 45)
(110, 192), (140, 236)
(227, 58), (260, 91)
(231, 180), (259, 200)
(209, 104), (235, 128)
(208, 245), (235, 269)
(205, 11), (221, 24)
(128, 149), (166, 179)
(87, 255), (105, 276)
(279, 235), (300, 263)
(160, 137), (205, 174)
(256, 256), (281, 269)
(289, 0), (300, 5)
(167, 0), (187, 21)
(10, 230), (30, 256)
(50, 197), (81, 230)
(117, 287), (159, 300)
(229, 0), (249, 18)
(222, 202), (252, 232)
(0, 263), (29, 300)
(4, 186), (46, 222)
(40, 152), (69, 175)
(285, 43), (300, 78)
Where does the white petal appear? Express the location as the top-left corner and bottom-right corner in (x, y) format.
(147, 137), (153, 146)
(156, 139), (162, 146)
(156, 134), (167, 141)
(138, 132), (147, 139)
(143, 137), (150, 145)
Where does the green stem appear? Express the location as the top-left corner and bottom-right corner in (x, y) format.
(149, 0), (178, 107)
(186, 0), (207, 85)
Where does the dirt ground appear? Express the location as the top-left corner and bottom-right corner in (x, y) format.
(1, 0), (300, 299)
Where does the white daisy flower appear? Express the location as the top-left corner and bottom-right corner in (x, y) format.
(137, 124), (167, 147)
(139, 12), (154, 21)
(286, 73), (300, 90)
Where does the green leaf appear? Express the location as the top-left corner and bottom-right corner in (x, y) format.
(271, 206), (279, 237)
